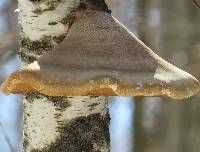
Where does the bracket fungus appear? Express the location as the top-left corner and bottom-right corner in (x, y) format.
(1, 10), (200, 99)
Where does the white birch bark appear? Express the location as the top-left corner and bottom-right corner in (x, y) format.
(18, 0), (110, 151)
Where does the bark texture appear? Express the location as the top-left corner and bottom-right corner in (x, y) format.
(18, 0), (110, 151)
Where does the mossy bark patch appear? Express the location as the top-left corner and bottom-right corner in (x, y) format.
(20, 36), (53, 54)
(30, 113), (110, 152)
(23, 94), (110, 151)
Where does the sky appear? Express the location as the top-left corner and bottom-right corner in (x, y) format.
(0, 57), (22, 152)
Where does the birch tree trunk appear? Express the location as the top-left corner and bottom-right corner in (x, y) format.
(18, 0), (110, 151)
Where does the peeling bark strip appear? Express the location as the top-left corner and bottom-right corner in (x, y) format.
(19, 0), (110, 151)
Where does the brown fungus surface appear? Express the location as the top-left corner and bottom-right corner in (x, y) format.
(2, 10), (200, 99)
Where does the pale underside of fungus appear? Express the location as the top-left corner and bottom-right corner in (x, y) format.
(1, 10), (200, 99)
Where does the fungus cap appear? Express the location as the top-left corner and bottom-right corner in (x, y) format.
(2, 10), (200, 99)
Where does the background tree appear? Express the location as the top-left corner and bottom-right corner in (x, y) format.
(133, 0), (200, 151)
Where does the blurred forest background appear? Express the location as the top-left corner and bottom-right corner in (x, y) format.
(0, 0), (200, 152)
